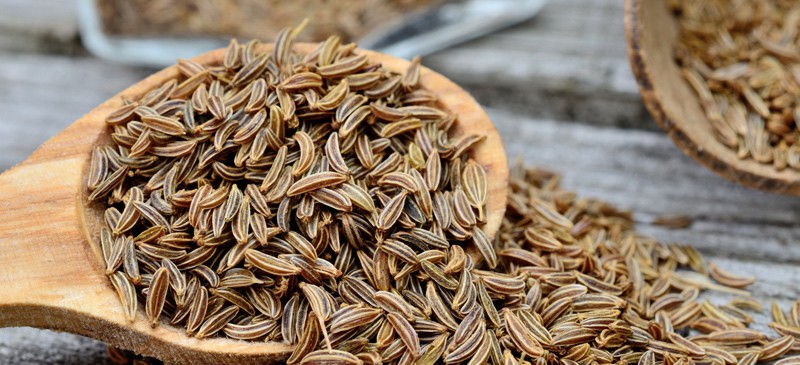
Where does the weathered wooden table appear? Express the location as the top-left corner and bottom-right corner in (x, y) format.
(1, 0), (798, 364)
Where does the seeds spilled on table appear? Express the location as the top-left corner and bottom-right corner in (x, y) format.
(672, 0), (800, 171)
(90, 22), (800, 365)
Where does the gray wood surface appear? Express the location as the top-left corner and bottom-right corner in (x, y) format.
(0, 0), (799, 364)
(2, 108), (799, 364)
(0, 0), (80, 54)
(427, 0), (651, 129)
(0, 0), (650, 129)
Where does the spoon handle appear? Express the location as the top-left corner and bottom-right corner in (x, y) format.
(0, 154), (306, 363)
(0, 154), (105, 328)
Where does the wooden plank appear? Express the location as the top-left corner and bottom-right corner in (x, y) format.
(0, 84), (797, 365)
(0, 0), (650, 129)
(0, 58), (795, 266)
(0, 0), (79, 53)
(0, 0), (798, 361)
(424, 0), (652, 129)
(0, 328), (107, 364)
(0, 54), (795, 265)
(489, 108), (800, 264)
(0, 0), (77, 34)
(0, 53), (149, 171)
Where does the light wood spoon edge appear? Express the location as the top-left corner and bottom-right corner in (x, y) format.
(0, 43), (509, 364)
(625, 0), (800, 194)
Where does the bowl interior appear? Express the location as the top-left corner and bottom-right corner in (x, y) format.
(78, 42), (508, 360)
(626, 0), (800, 194)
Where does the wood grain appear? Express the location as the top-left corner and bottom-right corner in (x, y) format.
(422, 0), (650, 129)
(5, 109), (799, 364)
(0, 0), (78, 53)
(0, 0), (653, 130)
(489, 109), (800, 333)
(625, 0), (800, 194)
(489, 109), (800, 264)
(0, 43), (507, 364)
(0, 53), (150, 171)
(0, 0), (799, 363)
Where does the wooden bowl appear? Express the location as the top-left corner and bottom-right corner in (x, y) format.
(0, 43), (509, 364)
(624, 0), (800, 194)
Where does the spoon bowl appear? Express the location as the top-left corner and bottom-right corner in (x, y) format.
(0, 43), (509, 364)
(625, 0), (800, 194)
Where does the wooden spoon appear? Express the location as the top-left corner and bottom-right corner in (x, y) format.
(0, 44), (509, 364)
(625, 0), (800, 194)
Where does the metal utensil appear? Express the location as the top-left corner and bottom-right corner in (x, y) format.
(78, 0), (547, 67)
(360, 0), (548, 59)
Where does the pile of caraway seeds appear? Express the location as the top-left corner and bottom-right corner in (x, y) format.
(90, 24), (800, 365)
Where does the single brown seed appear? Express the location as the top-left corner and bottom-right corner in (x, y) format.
(109, 271), (137, 322)
(708, 261), (756, 288)
(145, 268), (170, 328)
(195, 306), (239, 339)
(503, 308), (544, 357)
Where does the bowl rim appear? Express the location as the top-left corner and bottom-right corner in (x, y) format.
(624, 0), (800, 195)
